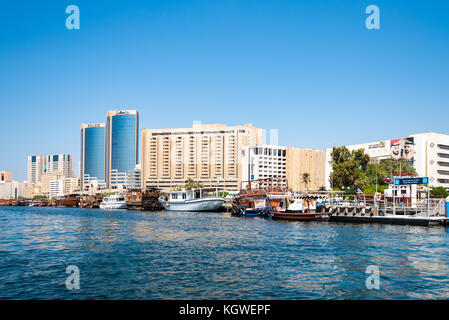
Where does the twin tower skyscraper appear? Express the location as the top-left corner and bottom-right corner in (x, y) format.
(80, 110), (139, 191)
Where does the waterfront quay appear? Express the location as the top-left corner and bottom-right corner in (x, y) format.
(1, 189), (448, 227)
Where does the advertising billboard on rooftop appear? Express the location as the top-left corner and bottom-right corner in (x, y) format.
(390, 137), (414, 161)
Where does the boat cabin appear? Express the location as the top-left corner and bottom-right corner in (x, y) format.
(166, 189), (205, 202)
(104, 195), (125, 202)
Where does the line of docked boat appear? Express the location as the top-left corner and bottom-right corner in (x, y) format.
(231, 178), (333, 221)
(0, 178), (356, 223)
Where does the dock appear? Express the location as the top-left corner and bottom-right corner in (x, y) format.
(330, 214), (449, 226)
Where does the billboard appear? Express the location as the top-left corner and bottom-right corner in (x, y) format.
(390, 137), (414, 161)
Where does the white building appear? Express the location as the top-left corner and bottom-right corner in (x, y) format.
(64, 177), (80, 195)
(127, 164), (141, 190)
(241, 145), (287, 188)
(47, 154), (73, 178)
(27, 155), (48, 184)
(0, 181), (25, 199)
(325, 132), (449, 190)
(49, 180), (64, 199)
(27, 154), (73, 185)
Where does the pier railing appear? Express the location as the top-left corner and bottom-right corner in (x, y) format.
(327, 197), (446, 218)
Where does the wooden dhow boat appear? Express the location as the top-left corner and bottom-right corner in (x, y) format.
(232, 178), (289, 217)
(126, 188), (164, 211)
(271, 194), (332, 221)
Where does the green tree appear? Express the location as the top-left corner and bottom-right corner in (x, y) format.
(33, 195), (47, 200)
(431, 187), (449, 198)
(302, 172), (311, 189)
(329, 147), (370, 189)
(183, 178), (203, 190)
(329, 147), (417, 192)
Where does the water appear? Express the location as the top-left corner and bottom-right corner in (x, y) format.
(1, 206), (449, 299)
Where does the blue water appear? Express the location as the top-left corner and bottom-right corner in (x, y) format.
(1, 206), (449, 299)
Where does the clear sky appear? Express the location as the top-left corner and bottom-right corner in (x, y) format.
(1, 0), (448, 181)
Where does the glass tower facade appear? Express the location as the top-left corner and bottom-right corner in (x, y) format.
(80, 123), (105, 190)
(105, 110), (139, 189)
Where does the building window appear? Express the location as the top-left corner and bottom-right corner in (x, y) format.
(438, 144), (449, 150)
(438, 161), (449, 167)
(438, 170), (449, 175)
(438, 153), (449, 159)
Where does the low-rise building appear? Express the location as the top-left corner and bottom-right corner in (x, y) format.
(23, 183), (43, 199)
(241, 145), (287, 188)
(64, 177), (80, 194)
(325, 132), (449, 190)
(127, 164), (141, 189)
(286, 147), (326, 192)
(49, 180), (64, 199)
(0, 171), (12, 182)
(0, 181), (25, 199)
(41, 171), (65, 196)
(241, 145), (326, 192)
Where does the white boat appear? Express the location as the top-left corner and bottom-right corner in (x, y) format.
(159, 189), (224, 212)
(99, 195), (127, 210)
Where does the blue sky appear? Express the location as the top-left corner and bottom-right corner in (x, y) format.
(1, 0), (448, 181)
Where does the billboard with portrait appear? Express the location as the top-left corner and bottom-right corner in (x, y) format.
(390, 137), (414, 161)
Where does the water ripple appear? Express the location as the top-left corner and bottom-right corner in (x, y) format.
(0, 206), (449, 299)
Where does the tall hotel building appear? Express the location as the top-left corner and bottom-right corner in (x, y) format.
(141, 123), (262, 191)
(80, 123), (105, 190)
(105, 110), (139, 190)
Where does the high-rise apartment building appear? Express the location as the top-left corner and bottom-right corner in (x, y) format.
(27, 155), (48, 184)
(80, 123), (106, 191)
(141, 123), (262, 191)
(27, 154), (73, 185)
(105, 110), (139, 190)
(46, 154), (73, 178)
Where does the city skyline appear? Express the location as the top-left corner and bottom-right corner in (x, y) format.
(1, 1), (449, 181)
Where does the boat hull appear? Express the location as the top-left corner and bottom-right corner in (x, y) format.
(272, 211), (331, 221)
(160, 197), (224, 212)
(99, 203), (128, 210)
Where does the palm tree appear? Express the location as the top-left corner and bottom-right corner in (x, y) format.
(302, 173), (311, 190)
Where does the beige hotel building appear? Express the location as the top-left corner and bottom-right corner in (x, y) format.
(142, 123), (263, 191)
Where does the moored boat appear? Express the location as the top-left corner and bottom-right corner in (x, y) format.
(271, 195), (332, 221)
(126, 188), (164, 211)
(62, 194), (80, 208)
(232, 178), (289, 217)
(158, 189), (224, 212)
(99, 195), (127, 210)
